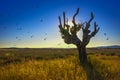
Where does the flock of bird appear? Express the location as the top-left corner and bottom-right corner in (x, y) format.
(0, 3), (111, 48)
(0, 12), (110, 47)
(0, 18), (49, 47)
(1, 23), (110, 47)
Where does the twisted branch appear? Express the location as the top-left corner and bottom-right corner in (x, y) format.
(90, 22), (100, 37)
(63, 12), (66, 28)
(72, 8), (79, 26)
(58, 8), (99, 46)
(85, 12), (94, 30)
(82, 13), (99, 46)
(58, 16), (62, 29)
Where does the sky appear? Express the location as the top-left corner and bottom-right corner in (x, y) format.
(0, 0), (120, 48)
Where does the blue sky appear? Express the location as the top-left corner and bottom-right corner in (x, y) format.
(0, 0), (120, 48)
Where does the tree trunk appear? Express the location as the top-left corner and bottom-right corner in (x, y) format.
(77, 44), (87, 63)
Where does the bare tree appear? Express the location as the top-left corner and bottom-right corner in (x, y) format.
(58, 8), (100, 63)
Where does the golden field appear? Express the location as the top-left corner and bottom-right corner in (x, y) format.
(0, 48), (120, 80)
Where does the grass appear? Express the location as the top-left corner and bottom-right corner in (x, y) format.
(89, 55), (120, 80)
(0, 56), (87, 80)
(0, 48), (120, 80)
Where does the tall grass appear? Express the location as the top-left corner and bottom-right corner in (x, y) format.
(0, 56), (87, 80)
(0, 48), (120, 80)
(89, 55), (120, 80)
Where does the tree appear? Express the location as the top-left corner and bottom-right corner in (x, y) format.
(58, 8), (100, 63)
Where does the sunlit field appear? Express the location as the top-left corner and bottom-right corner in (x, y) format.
(0, 48), (120, 80)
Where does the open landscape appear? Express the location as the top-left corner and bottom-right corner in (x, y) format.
(0, 48), (120, 80)
(0, 0), (120, 80)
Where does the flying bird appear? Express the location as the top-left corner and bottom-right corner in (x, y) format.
(106, 37), (109, 40)
(40, 19), (43, 22)
(30, 35), (34, 38)
(27, 32), (30, 33)
(45, 33), (47, 35)
(19, 28), (22, 30)
(16, 23), (19, 26)
(17, 27), (22, 30)
(104, 33), (107, 36)
(44, 38), (46, 40)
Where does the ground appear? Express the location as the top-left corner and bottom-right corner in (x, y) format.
(0, 48), (120, 80)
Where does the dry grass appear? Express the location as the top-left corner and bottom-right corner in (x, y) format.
(89, 55), (120, 80)
(0, 56), (87, 80)
(0, 48), (120, 80)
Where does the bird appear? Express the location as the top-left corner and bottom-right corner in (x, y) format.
(30, 35), (34, 38)
(16, 23), (19, 26)
(45, 33), (47, 35)
(44, 38), (46, 40)
(106, 37), (109, 40)
(17, 27), (22, 30)
(19, 28), (22, 30)
(40, 19), (43, 22)
(104, 33), (106, 36)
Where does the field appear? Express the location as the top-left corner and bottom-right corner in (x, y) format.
(0, 48), (120, 80)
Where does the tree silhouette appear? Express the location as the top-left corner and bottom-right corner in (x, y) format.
(58, 8), (100, 63)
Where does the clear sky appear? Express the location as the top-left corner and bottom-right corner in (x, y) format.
(0, 0), (120, 48)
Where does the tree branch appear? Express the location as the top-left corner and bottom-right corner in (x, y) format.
(90, 22), (100, 37)
(63, 12), (66, 28)
(58, 8), (99, 46)
(85, 12), (94, 30)
(58, 9), (81, 45)
(88, 12), (94, 24)
(58, 16), (62, 29)
(72, 8), (79, 26)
